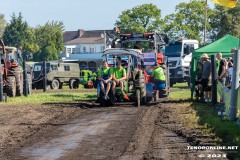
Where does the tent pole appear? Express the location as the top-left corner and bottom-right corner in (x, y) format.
(211, 55), (217, 106)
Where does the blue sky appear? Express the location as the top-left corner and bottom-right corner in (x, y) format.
(0, 0), (215, 31)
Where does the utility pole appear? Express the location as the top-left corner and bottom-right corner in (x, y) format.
(204, 0), (208, 45)
(229, 36), (240, 121)
(43, 60), (47, 92)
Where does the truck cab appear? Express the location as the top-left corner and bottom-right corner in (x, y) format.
(165, 39), (199, 87)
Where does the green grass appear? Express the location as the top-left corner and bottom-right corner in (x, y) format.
(6, 92), (97, 104)
(170, 82), (191, 101)
(170, 83), (240, 159)
(192, 104), (240, 159)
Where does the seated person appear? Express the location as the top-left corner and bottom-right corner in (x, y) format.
(116, 56), (127, 67)
(112, 62), (127, 95)
(98, 61), (113, 100)
(150, 62), (166, 83)
(134, 41), (143, 52)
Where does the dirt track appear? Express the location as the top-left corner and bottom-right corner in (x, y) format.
(0, 89), (227, 160)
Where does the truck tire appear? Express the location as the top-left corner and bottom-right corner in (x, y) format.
(59, 82), (63, 89)
(6, 76), (17, 97)
(50, 79), (60, 89)
(69, 79), (79, 89)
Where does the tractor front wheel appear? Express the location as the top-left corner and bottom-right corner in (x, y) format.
(6, 76), (17, 97)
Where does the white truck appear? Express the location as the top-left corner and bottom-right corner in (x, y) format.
(164, 39), (199, 87)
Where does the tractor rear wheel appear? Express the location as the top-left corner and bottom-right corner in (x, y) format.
(135, 89), (141, 107)
(50, 79), (59, 89)
(99, 91), (106, 107)
(154, 90), (159, 101)
(6, 76), (16, 97)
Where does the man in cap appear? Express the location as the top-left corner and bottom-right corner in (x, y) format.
(112, 61), (127, 95)
(201, 53), (211, 102)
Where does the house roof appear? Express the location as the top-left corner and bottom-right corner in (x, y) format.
(63, 29), (113, 44)
(65, 37), (105, 44)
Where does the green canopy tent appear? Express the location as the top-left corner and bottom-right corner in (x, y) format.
(190, 34), (239, 99)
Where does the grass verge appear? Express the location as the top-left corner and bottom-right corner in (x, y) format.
(5, 91), (97, 104)
(170, 83), (240, 159)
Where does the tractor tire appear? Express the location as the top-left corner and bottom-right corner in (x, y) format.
(50, 79), (60, 89)
(15, 71), (23, 96)
(99, 91), (106, 107)
(6, 76), (17, 97)
(27, 74), (32, 95)
(106, 92), (115, 106)
(69, 79), (79, 89)
(135, 89), (141, 107)
(154, 90), (159, 101)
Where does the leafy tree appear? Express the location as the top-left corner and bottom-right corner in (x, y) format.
(0, 14), (7, 38)
(2, 13), (37, 60)
(37, 42), (58, 61)
(3, 13), (30, 48)
(33, 21), (64, 61)
(210, 3), (240, 40)
(163, 0), (214, 43)
(115, 4), (164, 33)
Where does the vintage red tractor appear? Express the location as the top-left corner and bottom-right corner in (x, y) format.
(0, 39), (24, 97)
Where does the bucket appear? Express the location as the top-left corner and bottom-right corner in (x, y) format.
(155, 82), (166, 89)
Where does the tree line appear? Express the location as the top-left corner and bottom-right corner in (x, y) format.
(0, 13), (64, 61)
(0, 0), (239, 61)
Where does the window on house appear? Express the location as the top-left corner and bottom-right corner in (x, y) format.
(72, 48), (76, 53)
(89, 47), (95, 53)
(64, 65), (70, 71)
(83, 47), (87, 53)
(66, 48), (72, 53)
(75, 48), (80, 53)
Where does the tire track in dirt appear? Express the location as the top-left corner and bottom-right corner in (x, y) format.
(119, 106), (160, 160)
(119, 103), (227, 160)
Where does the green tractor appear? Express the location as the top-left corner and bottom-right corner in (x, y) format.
(97, 48), (146, 107)
(80, 70), (97, 88)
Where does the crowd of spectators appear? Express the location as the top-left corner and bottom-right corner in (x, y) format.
(194, 48), (239, 102)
